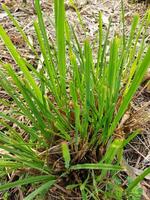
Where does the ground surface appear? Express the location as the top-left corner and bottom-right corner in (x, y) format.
(0, 0), (150, 199)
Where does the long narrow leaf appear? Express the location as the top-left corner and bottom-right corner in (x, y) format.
(0, 175), (55, 191)
(24, 180), (56, 200)
(71, 163), (122, 171)
(108, 47), (150, 138)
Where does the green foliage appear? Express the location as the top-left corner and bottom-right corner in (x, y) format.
(126, 167), (150, 193)
(0, 0), (150, 199)
(61, 142), (71, 169)
(0, 175), (55, 191)
(23, 180), (56, 200)
(104, 176), (123, 200)
(126, 177), (143, 200)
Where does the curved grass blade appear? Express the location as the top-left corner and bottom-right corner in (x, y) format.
(0, 25), (42, 102)
(126, 167), (150, 193)
(0, 113), (39, 141)
(108, 47), (150, 139)
(2, 4), (38, 57)
(24, 180), (56, 200)
(0, 175), (55, 191)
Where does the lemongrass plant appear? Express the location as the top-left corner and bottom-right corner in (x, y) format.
(0, 0), (150, 199)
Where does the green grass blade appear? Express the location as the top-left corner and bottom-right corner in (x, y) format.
(2, 64), (49, 138)
(100, 17), (111, 76)
(61, 142), (71, 169)
(0, 161), (23, 168)
(0, 70), (35, 122)
(108, 37), (120, 105)
(121, 0), (126, 48)
(97, 139), (123, 181)
(70, 81), (80, 145)
(126, 167), (150, 193)
(24, 180), (56, 200)
(55, 0), (66, 97)
(126, 14), (139, 53)
(34, 0), (59, 100)
(100, 139), (123, 163)
(69, 0), (85, 29)
(81, 39), (92, 138)
(108, 47), (150, 139)
(71, 25), (84, 66)
(0, 25), (42, 102)
(71, 163), (122, 171)
(2, 4), (38, 56)
(54, 0), (58, 31)
(97, 12), (103, 68)
(34, 21), (60, 103)
(123, 59), (137, 95)
(0, 113), (39, 140)
(34, 0), (54, 67)
(128, 14), (147, 65)
(0, 130), (38, 157)
(85, 39), (91, 100)
(0, 175), (55, 191)
(122, 130), (140, 147)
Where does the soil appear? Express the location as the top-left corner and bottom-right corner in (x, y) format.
(0, 0), (150, 199)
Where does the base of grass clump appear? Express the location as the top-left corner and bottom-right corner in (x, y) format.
(0, 0), (150, 199)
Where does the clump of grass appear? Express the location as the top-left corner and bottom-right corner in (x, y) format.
(0, 0), (150, 199)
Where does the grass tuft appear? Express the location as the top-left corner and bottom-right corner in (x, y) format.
(0, 0), (150, 199)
